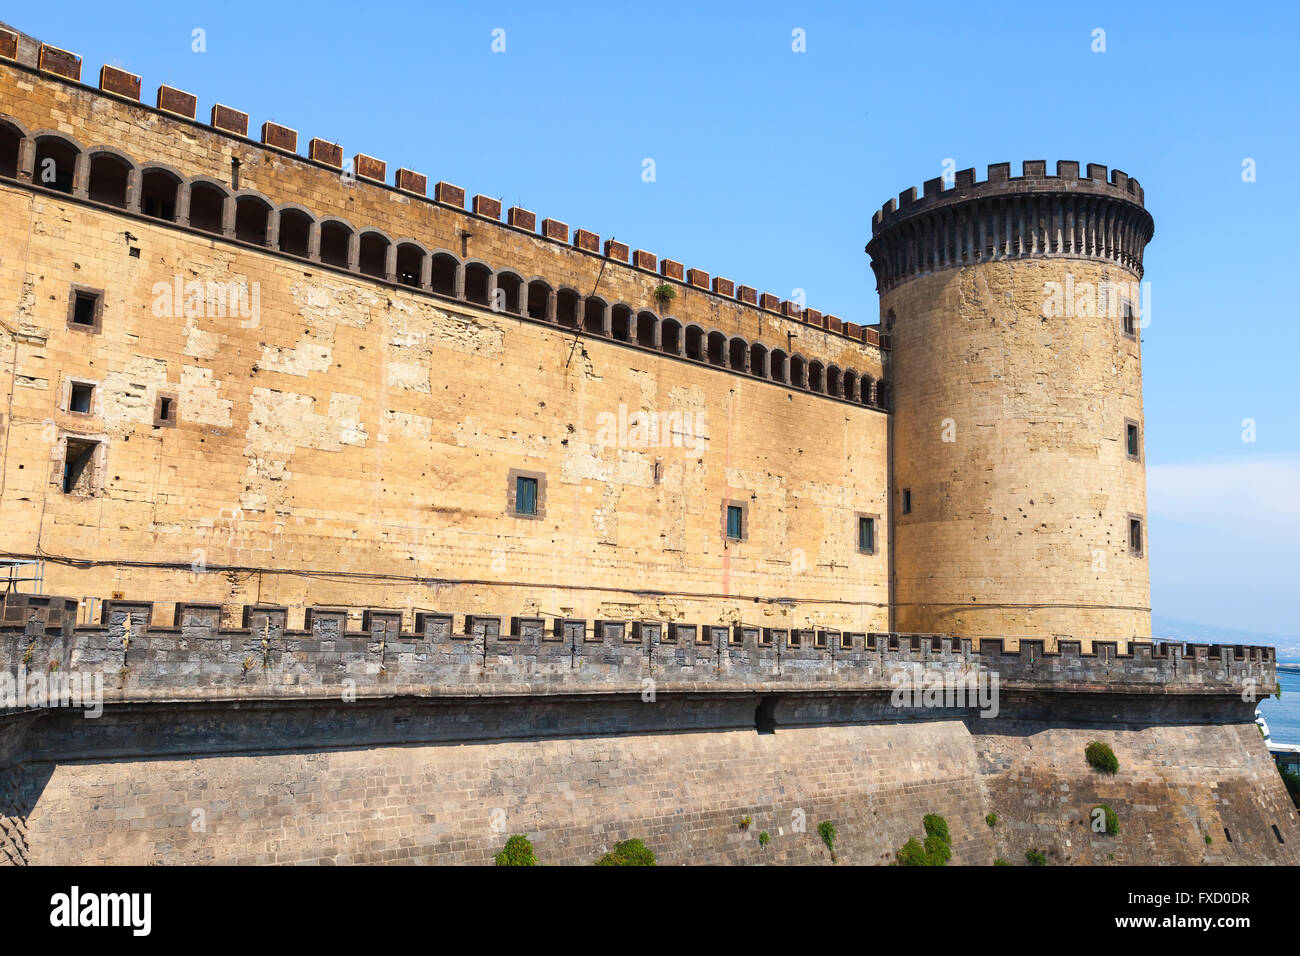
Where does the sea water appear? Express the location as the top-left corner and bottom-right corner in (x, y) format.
(1257, 670), (1300, 745)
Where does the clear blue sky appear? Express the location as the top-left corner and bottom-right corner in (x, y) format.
(16, 1), (1299, 634)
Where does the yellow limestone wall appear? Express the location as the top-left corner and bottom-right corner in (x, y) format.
(0, 181), (889, 632)
(884, 258), (1149, 644)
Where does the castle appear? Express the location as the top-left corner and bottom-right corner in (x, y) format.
(0, 28), (1295, 866)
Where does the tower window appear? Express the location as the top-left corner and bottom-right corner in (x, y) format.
(856, 514), (877, 554)
(69, 381), (94, 414)
(1125, 420), (1140, 460)
(1128, 516), (1144, 556)
(902, 488), (912, 515)
(67, 286), (104, 333)
(154, 391), (179, 427)
(1122, 304), (1136, 337)
(722, 499), (748, 542)
(507, 469), (546, 519)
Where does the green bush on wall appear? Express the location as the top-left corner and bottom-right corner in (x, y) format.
(596, 839), (656, 866)
(1091, 804), (1119, 835)
(1085, 741), (1119, 774)
(1025, 848), (1047, 866)
(923, 814), (950, 845)
(494, 834), (538, 866)
(896, 814), (952, 866)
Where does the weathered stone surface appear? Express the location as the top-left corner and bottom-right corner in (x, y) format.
(0, 54), (886, 633)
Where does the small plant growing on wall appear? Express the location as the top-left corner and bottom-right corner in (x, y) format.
(1085, 741), (1119, 774)
(494, 834), (538, 866)
(1025, 848), (1047, 866)
(739, 815), (752, 830)
(596, 838), (656, 866)
(985, 812), (998, 827)
(653, 283), (676, 311)
(758, 831), (770, 848)
(1090, 804), (1119, 835)
(22, 643), (34, 666)
(817, 820), (837, 862)
(993, 858), (1010, 866)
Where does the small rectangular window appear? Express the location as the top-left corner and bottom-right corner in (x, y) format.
(1125, 421), (1140, 460)
(154, 391), (179, 427)
(1128, 516), (1143, 556)
(507, 469), (546, 519)
(67, 286), (104, 333)
(69, 382), (94, 414)
(62, 438), (99, 495)
(516, 476), (538, 516)
(902, 488), (912, 515)
(73, 293), (97, 325)
(857, 515), (876, 554)
(726, 505), (743, 540)
(1122, 305), (1136, 337)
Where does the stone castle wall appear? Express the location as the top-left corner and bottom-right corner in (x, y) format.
(885, 258), (1149, 642)
(3, 592), (1294, 866)
(0, 39), (891, 632)
(15, 711), (1290, 866)
(0, 622), (1292, 865)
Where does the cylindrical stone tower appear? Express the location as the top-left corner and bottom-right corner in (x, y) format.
(866, 160), (1155, 647)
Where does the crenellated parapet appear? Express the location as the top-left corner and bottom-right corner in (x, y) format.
(0, 594), (1277, 703)
(866, 160), (1155, 292)
(0, 26), (882, 353)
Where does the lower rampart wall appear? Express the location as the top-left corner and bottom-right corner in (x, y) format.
(1, 592), (1295, 865)
(4, 692), (1296, 866)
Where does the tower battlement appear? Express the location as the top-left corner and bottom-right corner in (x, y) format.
(872, 159), (1147, 229)
(867, 160), (1154, 292)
